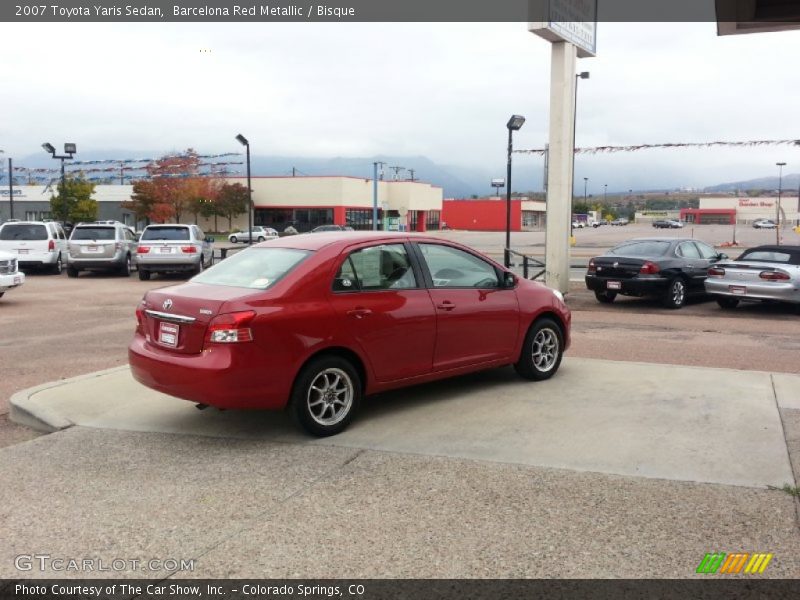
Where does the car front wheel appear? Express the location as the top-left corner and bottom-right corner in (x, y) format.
(290, 356), (361, 437)
(594, 289), (617, 304)
(230, 236), (238, 244)
(138, 269), (151, 281)
(52, 254), (63, 275)
(717, 297), (739, 309)
(120, 255), (132, 276)
(663, 278), (687, 309)
(514, 318), (564, 381)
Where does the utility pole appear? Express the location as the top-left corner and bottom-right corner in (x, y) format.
(407, 169), (416, 182)
(372, 161), (386, 231)
(292, 167), (296, 177)
(389, 166), (405, 180)
(8, 158), (14, 219)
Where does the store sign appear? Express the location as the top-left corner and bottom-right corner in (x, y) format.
(530, 0), (598, 57)
(739, 199), (775, 208)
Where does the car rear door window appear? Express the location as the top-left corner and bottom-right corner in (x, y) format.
(417, 243), (499, 288)
(334, 244), (417, 292)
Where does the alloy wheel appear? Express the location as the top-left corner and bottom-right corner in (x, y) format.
(306, 368), (354, 426)
(531, 327), (559, 372)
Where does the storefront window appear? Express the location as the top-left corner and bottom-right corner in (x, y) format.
(425, 210), (441, 230)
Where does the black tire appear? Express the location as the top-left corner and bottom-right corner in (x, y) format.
(257, 236), (265, 242)
(138, 269), (151, 281)
(514, 318), (564, 381)
(290, 356), (361, 437)
(230, 236), (238, 244)
(51, 254), (63, 275)
(663, 278), (687, 309)
(193, 259), (204, 276)
(716, 297), (739, 309)
(594, 289), (617, 304)
(0, 292), (4, 298)
(119, 254), (132, 276)
(66, 266), (79, 278)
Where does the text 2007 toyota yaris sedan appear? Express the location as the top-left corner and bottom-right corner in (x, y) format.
(129, 232), (571, 436)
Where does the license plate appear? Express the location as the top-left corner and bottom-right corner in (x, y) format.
(607, 281), (622, 290)
(729, 285), (747, 295)
(13, 276), (21, 285)
(159, 322), (179, 347)
(159, 247), (173, 254)
(17, 249), (29, 254)
(86, 245), (101, 253)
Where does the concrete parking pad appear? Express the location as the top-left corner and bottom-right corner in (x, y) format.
(10, 358), (797, 489)
(1, 428), (798, 579)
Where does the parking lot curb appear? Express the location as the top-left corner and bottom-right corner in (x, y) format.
(9, 366), (129, 433)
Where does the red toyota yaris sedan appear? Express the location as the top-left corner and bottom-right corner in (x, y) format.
(129, 232), (571, 436)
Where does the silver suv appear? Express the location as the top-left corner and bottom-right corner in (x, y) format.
(136, 224), (214, 280)
(67, 221), (138, 277)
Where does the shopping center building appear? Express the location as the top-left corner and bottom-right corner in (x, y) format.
(680, 196), (800, 225)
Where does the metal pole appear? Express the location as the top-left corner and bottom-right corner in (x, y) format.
(604, 184), (607, 203)
(372, 162), (378, 231)
(8, 158), (14, 220)
(584, 177), (588, 204)
(246, 143), (252, 245)
(776, 163), (783, 246)
(570, 76), (579, 238)
(505, 127), (513, 267)
(61, 158), (67, 224)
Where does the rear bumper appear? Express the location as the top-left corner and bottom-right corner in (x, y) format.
(0, 272), (25, 291)
(705, 279), (800, 304)
(18, 251), (59, 267)
(136, 256), (200, 271)
(128, 334), (290, 409)
(585, 275), (670, 296)
(68, 253), (127, 269)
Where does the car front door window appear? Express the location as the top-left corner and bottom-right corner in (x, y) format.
(417, 244), (499, 288)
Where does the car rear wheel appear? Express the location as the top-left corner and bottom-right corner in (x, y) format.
(119, 255), (132, 276)
(138, 269), (151, 281)
(257, 236), (265, 242)
(290, 356), (361, 437)
(716, 297), (739, 309)
(194, 259), (204, 276)
(663, 278), (687, 309)
(51, 254), (63, 275)
(230, 236), (238, 244)
(594, 290), (617, 303)
(514, 318), (564, 381)
(66, 266), (79, 278)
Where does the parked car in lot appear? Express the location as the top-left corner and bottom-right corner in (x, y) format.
(586, 237), (727, 308)
(311, 224), (355, 232)
(228, 226), (279, 244)
(652, 220), (672, 229)
(129, 233), (571, 436)
(610, 218), (629, 226)
(0, 220), (67, 274)
(135, 224), (214, 281)
(753, 219), (777, 229)
(0, 250), (25, 298)
(705, 245), (800, 309)
(67, 221), (138, 277)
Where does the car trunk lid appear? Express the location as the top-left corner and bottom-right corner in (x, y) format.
(592, 256), (647, 279)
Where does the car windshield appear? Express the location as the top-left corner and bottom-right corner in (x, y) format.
(0, 224), (48, 241)
(192, 247), (311, 289)
(71, 227), (115, 241)
(738, 250), (799, 265)
(608, 240), (671, 257)
(141, 227), (190, 241)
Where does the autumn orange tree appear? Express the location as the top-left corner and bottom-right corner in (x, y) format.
(122, 149), (221, 224)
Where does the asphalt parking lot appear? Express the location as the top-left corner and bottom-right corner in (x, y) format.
(1, 225), (799, 579)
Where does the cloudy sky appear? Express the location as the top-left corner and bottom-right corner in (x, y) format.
(2, 21), (799, 192)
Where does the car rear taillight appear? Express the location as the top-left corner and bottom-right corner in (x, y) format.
(137, 246), (150, 254)
(181, 246), (197, 254)
(708, 266), (726, 278)
(639, 261), (660, 275)
(587, 259), (596, 274)
(135, 303), (146, 335)
(48, 239), (55, 251)
(759, 270), (790, 281)
(206, 311), (256, 344)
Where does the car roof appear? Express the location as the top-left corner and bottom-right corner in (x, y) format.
(620, 237), (695, 243)
(259, 231), (430, 251)
(144, 224), (192, 228)
(743, 244), (800, 253)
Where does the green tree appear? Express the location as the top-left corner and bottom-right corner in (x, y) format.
(216, 183), (250, 231)
(50, 177), (97, 223)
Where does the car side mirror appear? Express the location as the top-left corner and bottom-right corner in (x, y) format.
(502, 272), (517, 289)
(718, 253), (728, 260)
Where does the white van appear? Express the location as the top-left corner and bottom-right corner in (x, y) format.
(0, 221), (68, 274)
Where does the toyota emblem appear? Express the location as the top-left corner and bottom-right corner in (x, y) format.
(613, 262), (619, 268)
(163, 299), (173, 310)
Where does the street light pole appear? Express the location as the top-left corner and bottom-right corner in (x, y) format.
(571, 71), (589, 238)
(235, 134), (253, 245)
(583, 177), (588, 204)
(603, 184), (607, 203)
(42, 143), (76, 226)
(776, 161), (786, 245)
(505, 115), (525, 268)
(372, 161), (385, 231)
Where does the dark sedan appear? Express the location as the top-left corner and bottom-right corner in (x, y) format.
(585, 238), (728, 308)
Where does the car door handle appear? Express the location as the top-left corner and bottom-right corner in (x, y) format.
(346, 308), (372, 319)
(436, 301), (456, 311)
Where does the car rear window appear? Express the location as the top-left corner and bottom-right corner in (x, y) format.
(192, 247), (311, 289)
(141, 227), (191, 241)
(0, 224), (48, 241)
(71, 227), (115, 241)
(608, 241), (671, 257)
(738, 250), (799, 265)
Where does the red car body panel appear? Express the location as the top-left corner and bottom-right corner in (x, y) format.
(128, 233), (571, 410)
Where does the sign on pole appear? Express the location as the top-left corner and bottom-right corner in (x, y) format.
(529, 0), (598, 57)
